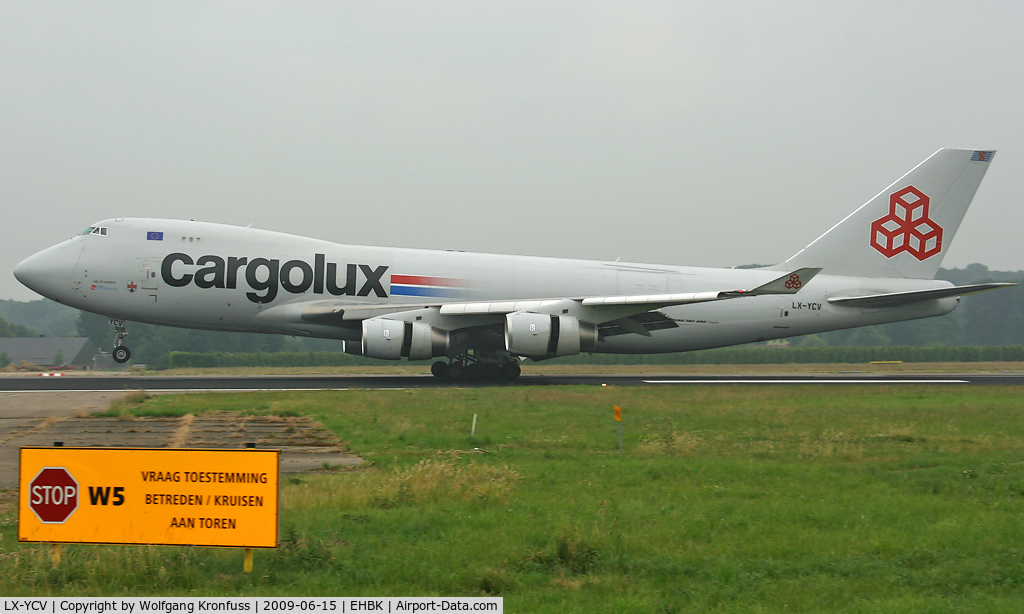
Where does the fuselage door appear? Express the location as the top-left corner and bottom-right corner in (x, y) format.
(139, 258), (161, 290)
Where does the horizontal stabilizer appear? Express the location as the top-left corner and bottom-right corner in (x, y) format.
(827, 282), (1017, 309)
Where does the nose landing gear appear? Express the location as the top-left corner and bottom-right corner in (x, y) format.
(109, 317), (131, 364)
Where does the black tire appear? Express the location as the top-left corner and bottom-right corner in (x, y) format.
(447, 362), (465, 380)
(482, 363), (501, 380)
(431, 361), (449, 379)
(501, 362), (521, 381)
(112, 346), (131, 364)
(464, 363), (482, 381)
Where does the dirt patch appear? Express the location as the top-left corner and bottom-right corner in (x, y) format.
(0, 392), (363, 492)
(1, 361), (47, 373)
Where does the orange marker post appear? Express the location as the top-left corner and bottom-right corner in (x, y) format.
(614, 405), (622, 454)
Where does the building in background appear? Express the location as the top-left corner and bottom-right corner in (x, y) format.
(0, 337), (95, 368)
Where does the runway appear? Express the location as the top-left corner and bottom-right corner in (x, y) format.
(2, 371), (1024, 392)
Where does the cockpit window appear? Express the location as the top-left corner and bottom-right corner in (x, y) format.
(80, 227), (95, 235)
(79, 226), (108, 236)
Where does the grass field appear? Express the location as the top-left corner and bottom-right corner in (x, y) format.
(4, 385), (1024, 611)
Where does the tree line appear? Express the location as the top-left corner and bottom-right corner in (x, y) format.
(0, 316), (34, 338)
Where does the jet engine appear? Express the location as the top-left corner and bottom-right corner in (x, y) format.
(359, 318), (450, 360)
(504, 312), (597, 358)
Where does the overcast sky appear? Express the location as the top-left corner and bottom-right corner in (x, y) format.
(2, 1), (1022, 301)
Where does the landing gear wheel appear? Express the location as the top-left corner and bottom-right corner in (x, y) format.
(447, 362), (466, 381)
(501, 362), (521, 381)
(109, 318), (130, 364)
(482, 363), (501, 380)
(464, 363), (482, 381)
(112, 346), (131, 364)
(431, 361), (449, 380)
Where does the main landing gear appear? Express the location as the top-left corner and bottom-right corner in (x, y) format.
(431, 355), (521, 382)
(109, 318), (131, 364)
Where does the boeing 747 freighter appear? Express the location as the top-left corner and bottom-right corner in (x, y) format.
(14, 148), (1014, 379)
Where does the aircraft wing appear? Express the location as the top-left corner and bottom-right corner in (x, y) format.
(827, 282), (1017, 309)
(438, 267), (821, 325)
(257, 268), (822, 332)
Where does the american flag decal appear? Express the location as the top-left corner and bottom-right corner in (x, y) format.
(971, 151), (995, 162)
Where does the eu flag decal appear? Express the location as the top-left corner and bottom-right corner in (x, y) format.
(971, 151), (995, 162)
(147, 231), (164, 241)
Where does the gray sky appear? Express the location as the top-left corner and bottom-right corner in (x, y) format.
(3, 1), (1022, 301)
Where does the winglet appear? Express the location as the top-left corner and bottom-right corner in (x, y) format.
(723, 267), (821, 297)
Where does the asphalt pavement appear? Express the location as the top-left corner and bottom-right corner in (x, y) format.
(2, 371), (1023, 392)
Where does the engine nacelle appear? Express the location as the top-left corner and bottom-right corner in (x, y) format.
(504, 312), (597, 358)
(361, 318), (450, 360)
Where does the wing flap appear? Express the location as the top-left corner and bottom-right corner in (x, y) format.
(827, 282), (1017, 308)
(439, 300), (562, 315)
(581, 291), (722, 306)
(599, 312), (678, 338)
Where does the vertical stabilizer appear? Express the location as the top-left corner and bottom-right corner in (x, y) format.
(773, 148), (995, 279)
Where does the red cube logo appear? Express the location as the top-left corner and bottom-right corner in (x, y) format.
(870, 185), (943, 260)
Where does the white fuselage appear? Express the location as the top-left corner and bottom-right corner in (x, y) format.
(20, 218), (956, 354)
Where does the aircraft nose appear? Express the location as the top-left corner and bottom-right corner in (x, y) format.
(14, 239), (83, 300)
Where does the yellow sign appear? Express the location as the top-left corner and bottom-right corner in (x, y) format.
(19, 447), (279, 548)
(614, 405), (622, 422)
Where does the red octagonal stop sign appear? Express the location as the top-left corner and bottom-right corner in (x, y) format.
(28, 467), (79, 524)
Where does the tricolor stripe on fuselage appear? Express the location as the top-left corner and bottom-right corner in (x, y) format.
(390, 275), (467, 298)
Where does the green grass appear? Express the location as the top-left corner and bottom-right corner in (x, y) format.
(6, 385), (1024, 611)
